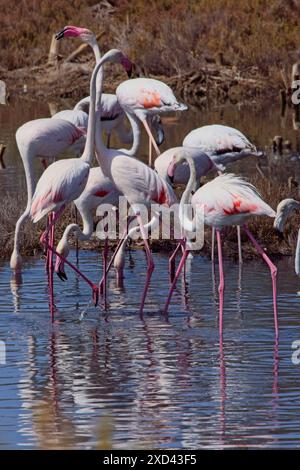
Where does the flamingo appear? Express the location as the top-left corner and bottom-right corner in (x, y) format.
(183, 124), (262, 165)
(10, 117), (87, 275)
(29, 50), (132, 308)
(116, 77), (187, 166)
(274, 198), (300, 276)
(55, 25), (165, 157)
(90, 48), (177, 314)
(183, 124), (263, 264)
(154, 146), (217, 187)
(163, 150), (278, 338)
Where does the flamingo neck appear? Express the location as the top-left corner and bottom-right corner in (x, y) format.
(59, 212), (94, 253)
(295, 229), (300, 277)
(120, 111), (141, 156)
(178, 155), (198, 232)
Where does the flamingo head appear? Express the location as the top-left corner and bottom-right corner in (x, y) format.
(55, 25), (96, 45)
(54, 241), (69, 281)
(105, 49), (132, 78)
(273, 198), (300, 233)
(167, 149), (189, 184)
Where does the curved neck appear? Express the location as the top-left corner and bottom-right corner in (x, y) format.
(296, 228), (300, 276)
(60, 211), (94, 251)
(120, 111), (141, 156)
(178, 155), (198, 232)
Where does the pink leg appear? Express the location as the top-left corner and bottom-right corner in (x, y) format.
(243, 224), (278, 338)
(164, 248), (190, 314)
(142, 118), (161, 166)
(211, 227), (215, 263)
(98, 216), (137, 293)
(216, 229), (224, 338)
(136, 212), (154, 314)
(102, 236), (109, 310)
(168, 242), (182, 283)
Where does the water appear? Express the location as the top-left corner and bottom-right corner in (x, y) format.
(0, 251), (300, 449)
(1, 98), (300, 449)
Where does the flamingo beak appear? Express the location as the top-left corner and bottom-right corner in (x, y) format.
(167, 159), (176, 184)
(155, 126), (165, 147)
(121, 57), (133, 78)
(55, 27), (67, 40)
(55, 256), (68, 281)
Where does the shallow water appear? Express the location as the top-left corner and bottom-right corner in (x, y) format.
(1, 98), (300, 449)
(0, 250), (300, 449)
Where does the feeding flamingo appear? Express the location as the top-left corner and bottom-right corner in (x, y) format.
(90, 48), (177, 314)
(163, 150), (278, 338)
(116, 77), (188, 166)
(29, 50), (132, 308)
(55, 25), (165, 156)
(274, 198), (300, 276)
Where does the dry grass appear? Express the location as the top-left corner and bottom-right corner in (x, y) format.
(1, 0), (300, 87)
(1, 174), (300, 261)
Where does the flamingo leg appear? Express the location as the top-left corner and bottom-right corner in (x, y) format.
(148, 127), (152, 167)
(164, 247), (190, 314)
(136, 212), (154, 314)
(142, 118), (161, 166)
(74, 204), (79, 264)
(237, 225), (243, 264)
(211, 227), (215, 263)
(168, 242), (182, 283)
(243, 224), (278, 338)
(216, 229), (224, 338)
(102, 236), (109, 310)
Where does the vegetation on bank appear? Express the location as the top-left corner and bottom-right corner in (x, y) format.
(1, 173), (299, 262)
(1, 1), (300, 102)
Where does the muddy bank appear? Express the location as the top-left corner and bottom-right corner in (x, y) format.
(1, 59), (273, 107)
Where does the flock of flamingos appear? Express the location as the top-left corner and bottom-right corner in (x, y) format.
(8, 25), (300, 339)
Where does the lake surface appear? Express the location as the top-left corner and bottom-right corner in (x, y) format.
(1, 98), (300, 449)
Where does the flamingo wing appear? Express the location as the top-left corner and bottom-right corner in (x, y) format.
(191, 173), (275, 219)
(183, 125), (256, 155)
(30, 159), (89, 222)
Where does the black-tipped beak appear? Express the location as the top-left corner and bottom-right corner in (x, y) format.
(56, 270), (68, 281)
(126, 66), (132, 78)
(155, 127), (165, 147)
(169, 174), (174, 184)
(55, 28), (66, 41)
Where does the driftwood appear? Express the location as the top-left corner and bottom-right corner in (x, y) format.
(48, 34), (59, 65)
(65, 33), (104, 63)
(0, 144), (6, 169)
(0, 80), (6, 105)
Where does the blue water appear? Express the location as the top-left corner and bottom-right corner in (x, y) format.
(1, 249), (300, 449)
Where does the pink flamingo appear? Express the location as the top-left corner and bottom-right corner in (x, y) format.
(183, 124), (263, 263)
(183, 124), (262, 165)
(163, 151), (278, 338)
(29, 50), (132, 310)
(154, 146), (217, 187)
(55, 25), (164, 156)
(116, 77), (187, 166)
(10, 117), (87, 275)
(274, 198), (300, 276)
(92, 49), (177, 313)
